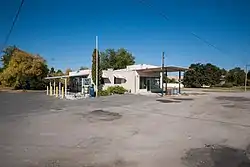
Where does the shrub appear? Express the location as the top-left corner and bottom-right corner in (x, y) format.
(98, 90), (110, 96)
(107, 86), (127, 94)
(222, 82), (233, 88)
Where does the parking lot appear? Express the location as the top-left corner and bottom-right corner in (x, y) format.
(0, 91), (250, 167)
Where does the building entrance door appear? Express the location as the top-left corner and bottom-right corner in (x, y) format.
(146, 79), (151, 91)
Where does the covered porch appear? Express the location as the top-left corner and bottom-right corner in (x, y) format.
(44, 73), (92, 99)
(136, 66), (189, 95)
(44, 75), (69, 98)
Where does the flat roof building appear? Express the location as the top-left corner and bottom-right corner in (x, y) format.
(45, 64), (188, 95)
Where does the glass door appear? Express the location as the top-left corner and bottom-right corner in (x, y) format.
(146, 79), (151, 91)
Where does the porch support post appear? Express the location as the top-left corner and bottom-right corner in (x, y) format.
(178, 70), (181, 94)
(59, 81), (61, 96)
(49, 81), (52, 96)
(53, 80), (56, 95)
(81, 78), (84, 94)
(160, 72), (163, 89)
(46, 85), (49, 95)
(64, 78), (67, 96)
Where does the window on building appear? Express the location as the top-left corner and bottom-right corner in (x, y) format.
(103, 78), (111, 84)
(139, 77), (146, 89)
(114, 77), (122, 84)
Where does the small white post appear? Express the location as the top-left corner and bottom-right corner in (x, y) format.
(53, 80), (56, 95)
(65, 78), (67, 96)
(59, 81), (61, 96)
(49, 81), (52, 96)
(81, 78), (84, 94)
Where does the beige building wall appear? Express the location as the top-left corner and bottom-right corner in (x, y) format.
(102, 69), (162, 94)
(102, 69), (137, 93)
(68, 65), (175, 94)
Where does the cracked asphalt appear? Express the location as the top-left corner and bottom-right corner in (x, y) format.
(0, 91), (250, 167)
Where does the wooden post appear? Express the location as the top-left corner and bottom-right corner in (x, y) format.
(61, 86), (64, 98)
(56, 86), (58, 97)
(49, 82), (52, 96)
(64, 78), (67, 96)
(81, 78), (84, 94)
(59, 81), (61, 96)
(53, 81), (56, 95)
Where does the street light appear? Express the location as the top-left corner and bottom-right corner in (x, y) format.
(245, 64), (250, 92)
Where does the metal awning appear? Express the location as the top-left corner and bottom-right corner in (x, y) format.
(44, 75), (69, 80)
(136, 66), (189, 73)
(113, 74), (125, 79)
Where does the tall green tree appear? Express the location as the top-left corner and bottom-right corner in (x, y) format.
(48, 67), (55, 76)
(164, 76), (177, 83)
(183, 63), (223, 88)
(100, 48), (135, 70)
(221, 68), (227, 76)
(91, 49), (102, 87)
(1, 45), (17, 69)
(225, 67), (245, 86)
(56, 69), (63, 75)
(79, 66), (89, 70)
(65, 68), (72, 75)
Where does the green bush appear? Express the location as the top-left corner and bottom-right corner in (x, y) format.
(107, 86), (127, 94)
(98, 90), (110, 96)
(222, 82), (233, 88)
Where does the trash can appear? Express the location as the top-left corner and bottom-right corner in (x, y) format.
(89, 87), (95, 97)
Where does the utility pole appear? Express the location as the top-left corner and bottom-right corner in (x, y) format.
(165, 54), (168, 95)
(245, 64), (249, 92)
(161, 52), (164, 96)
(95, 36), (99, 97)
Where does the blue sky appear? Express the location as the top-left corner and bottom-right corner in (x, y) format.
(1, 0), (250, 71)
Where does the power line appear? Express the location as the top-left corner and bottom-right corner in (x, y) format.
(1, 0), (25, 52)
(138, 0), (169, 21)
(137, 0), (226, 54)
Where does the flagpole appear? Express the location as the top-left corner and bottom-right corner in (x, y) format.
(95, 36), (98, 97)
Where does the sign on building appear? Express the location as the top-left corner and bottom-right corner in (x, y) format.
(82, 78), (91, 86)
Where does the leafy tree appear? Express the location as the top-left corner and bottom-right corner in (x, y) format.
(1, 45), (17, 69)
(225, 67), (245, 86)
(56, 69), (63, 75)
(100, 48), (135, 70)
(49, 67), (55, 75)
(221, 68), (227, 76)
(0, 48), (49, 89)
(183, 63), (223, 88)
(79, 66), (89, 70)
(91, 49), (102, 88)
(164, 76), (177, 83)
(65, 68), (72, 75)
